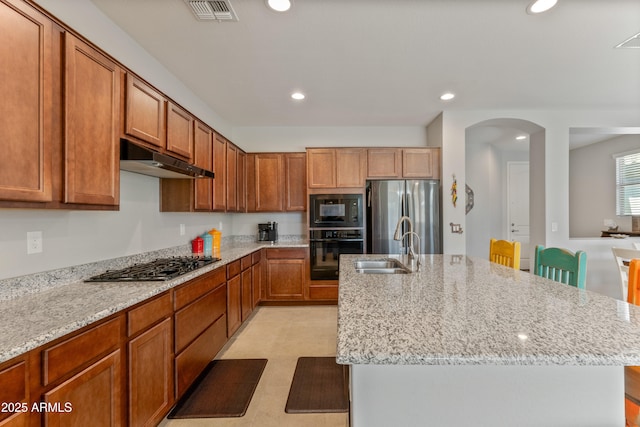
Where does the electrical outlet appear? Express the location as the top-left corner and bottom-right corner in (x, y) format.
(179, 224), (185, 236)
(218, 221), (223, 231)
(27, 231), (43, 254)
(551, 222), (558, 232)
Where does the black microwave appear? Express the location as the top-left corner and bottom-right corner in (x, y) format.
(309, 194), (363, 228)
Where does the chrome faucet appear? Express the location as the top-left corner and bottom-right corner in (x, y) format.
(393, 216), (421, 270)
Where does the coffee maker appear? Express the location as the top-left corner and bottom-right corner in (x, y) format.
(258, 222), (278, 243)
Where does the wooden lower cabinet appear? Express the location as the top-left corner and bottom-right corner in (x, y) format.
(265, 248), (308, 301)
(43, 350), (122, 427)
(0, 358), (28, 426)
(251, 250), (263, 308)
(226, 273), (242, 337)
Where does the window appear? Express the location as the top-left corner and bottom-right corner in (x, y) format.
(615, 150), (640, 215)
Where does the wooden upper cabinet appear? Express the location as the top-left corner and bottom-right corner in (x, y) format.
(307, 148), (366, 189)
(166, 102), (194, 161)
(213, 133), (226, 211)
(336, 148), (366, 188)
(125, 74), (166, 148)
(0, 0), (53, 202)
(237, 150), (246, 212)
(307, 149), (336, 188)
(254, 153), (284, 212)
(367, 148), (402, 178)
(285, 153), (307, 211)
(63, 33), (120, 206)
(226, 141), (238, 212)
(402, 148), (440, 179)
(193, 120), (214, 211)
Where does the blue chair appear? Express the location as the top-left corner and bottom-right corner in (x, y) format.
(533, 245), (587, 289)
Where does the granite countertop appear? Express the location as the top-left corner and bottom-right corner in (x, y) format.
(337, 254), (640, 366)
(0, 238), (307, 364)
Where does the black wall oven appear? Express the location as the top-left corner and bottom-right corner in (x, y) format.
(309, 194), (364, 280)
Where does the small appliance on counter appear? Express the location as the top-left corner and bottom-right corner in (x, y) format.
(258, 222), (278, 243)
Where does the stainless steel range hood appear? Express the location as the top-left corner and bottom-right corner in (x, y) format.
(120, 139), (214, 179)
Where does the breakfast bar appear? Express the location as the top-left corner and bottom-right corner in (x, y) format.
(337, 254), (640, 426)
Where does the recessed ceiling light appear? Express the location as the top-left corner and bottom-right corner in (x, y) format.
(516, 135), (527, 140)
(440, 92), (455, 101)
(266, 0), (292, 12)
(526, 0), (558, 14)
(291, 92), (305, 100)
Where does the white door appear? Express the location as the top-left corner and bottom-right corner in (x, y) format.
(507, 162), (530, 270)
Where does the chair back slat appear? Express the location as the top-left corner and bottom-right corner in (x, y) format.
(628, 259), (640, 305)
(534, 245), (587, 289)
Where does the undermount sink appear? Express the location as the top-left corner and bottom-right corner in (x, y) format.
(354, 259), (411, 274)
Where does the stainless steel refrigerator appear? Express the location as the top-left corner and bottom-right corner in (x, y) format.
(366, 180), (442, 255)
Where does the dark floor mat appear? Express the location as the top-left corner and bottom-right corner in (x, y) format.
(285, 357), (349, 413)
(168, 358), (267, 418)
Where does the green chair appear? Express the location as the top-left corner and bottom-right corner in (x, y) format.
(533, 245), (587, 289)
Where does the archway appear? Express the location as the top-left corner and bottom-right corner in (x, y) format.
(465, 118), (545, 270)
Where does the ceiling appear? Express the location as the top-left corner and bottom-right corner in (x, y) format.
(88, 0), (640, 128)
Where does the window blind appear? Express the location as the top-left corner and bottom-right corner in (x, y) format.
(615, 151), (640, 216)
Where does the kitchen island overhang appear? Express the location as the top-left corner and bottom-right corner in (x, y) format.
(337, 254), (640, 427)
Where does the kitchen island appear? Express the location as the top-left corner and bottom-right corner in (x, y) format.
(337, 254), (640, 426)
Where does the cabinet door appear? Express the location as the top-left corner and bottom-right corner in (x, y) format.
(64, 33), (120, 206)
(336, 148), (366, 188)
(367, 148), (401, 178)
(0, 0), (53, 202)
(226, 275), (242, 337)
(241, 268), (252, 321)
(266, 259), (305, 300)
(125, 74), (166, 148)
(43, 350), (122, 427)
(307, 149), (336, 188)
(237, 150), (246, 212)
(285, 153), (307, 211)
(166, 102), (193, 160)
(128, 318), (173, 427)
(402, 148), (440, 178)
(251, 259), (262, 308)
(226, 142), (238, 212)
(193, 121), (213, 211)
(254, 154), (283, 211)
(0, 359), (27, 425)
(213, 133), (226, 211)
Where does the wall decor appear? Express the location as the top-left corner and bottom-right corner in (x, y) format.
(451, 175), (458, 207)
(465, 184), (474, 215)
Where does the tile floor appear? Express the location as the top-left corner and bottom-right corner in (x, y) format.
(158, 306), (349, 427)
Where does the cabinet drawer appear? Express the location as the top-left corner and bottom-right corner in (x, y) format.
(42, 316), (122, 386)
(266, 248), (306, 259)
(251, 250), (262, 265)
(127, 292), (172, 337)
(0, 360), (27, 422)
(309, 285), (338, 300)
(175, 315), (227, 398)
(226, 260), (241, 279)
(175, 283), (226, 353)
(240, 255), (252, 271)
(174, 267), (225, 310)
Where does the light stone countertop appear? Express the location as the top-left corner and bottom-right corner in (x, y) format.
(0, 237), (307, 364)
(337, 254), (640, 366)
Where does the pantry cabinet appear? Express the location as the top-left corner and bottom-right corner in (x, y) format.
(0, 0), (53, 203)
(63, 32), (121, 206)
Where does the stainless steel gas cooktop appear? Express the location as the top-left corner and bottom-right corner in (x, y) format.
(85, 256), (219, 282)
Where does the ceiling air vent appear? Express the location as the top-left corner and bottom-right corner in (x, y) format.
(184, 0), (239, 22)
